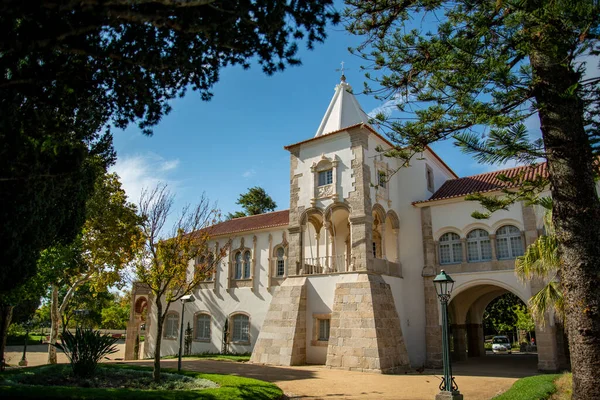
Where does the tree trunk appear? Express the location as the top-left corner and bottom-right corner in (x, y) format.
(531, 39), (600, 399)
(48, 285), (60, 364)
(0, 302), (14, 368)
(153, 298), (163, 382)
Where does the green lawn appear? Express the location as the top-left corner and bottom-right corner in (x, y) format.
(164, 354), (251, 362)
(493, 374), (561, 400)
(6, 334), (46, 346)
(0, 364), (282, 399)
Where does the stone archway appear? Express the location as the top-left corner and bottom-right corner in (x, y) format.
(444, 280), (569, 372)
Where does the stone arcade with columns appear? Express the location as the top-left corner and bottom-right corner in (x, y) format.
(125, 76), (569, 373)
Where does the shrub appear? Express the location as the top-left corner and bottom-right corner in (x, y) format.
(52, 328), (118, 377)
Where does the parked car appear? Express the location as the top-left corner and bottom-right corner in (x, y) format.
(492, 336), (512, 354)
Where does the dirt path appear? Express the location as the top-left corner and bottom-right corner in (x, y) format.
(127, 355), (537, 400)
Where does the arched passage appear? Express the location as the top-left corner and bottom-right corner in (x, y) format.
(448, 282), (533, 362)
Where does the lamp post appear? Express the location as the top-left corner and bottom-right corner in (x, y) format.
(433, 270), (462, 400)
(178, 294), (195, 371)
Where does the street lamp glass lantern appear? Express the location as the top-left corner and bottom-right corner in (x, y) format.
(433, 270), (455, 298)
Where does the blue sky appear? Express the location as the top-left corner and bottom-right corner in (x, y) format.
(109, 6), (536, 222)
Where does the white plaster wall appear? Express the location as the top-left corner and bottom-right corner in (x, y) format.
(430, 201), (524, 239)
(144, 228), (286, 357)
(294, 133), (355, 211)
(362, 135), (457, 369)
(305, 275), (338, 364)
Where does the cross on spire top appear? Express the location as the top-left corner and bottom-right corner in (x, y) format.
(335, 61), (348, 82)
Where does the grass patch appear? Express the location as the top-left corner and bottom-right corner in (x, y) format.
(164, 353), (251, 362)
(0, 364), (282, 399)
(549, 373), (572, 400)
(493, 374), (560, 400)
(6, 334), (45, 346)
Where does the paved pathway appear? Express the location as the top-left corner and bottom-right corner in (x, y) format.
(127, 354), (538, 400)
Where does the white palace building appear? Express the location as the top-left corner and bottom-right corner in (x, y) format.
(125, 75), (569, 373)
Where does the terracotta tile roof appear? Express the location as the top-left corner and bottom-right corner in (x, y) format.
(414, 163), (548, 205)
(204, 210), (289, 237)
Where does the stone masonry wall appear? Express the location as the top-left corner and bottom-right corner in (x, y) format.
(420, 206), (443, 367)
(250, 277), (307, 366)
(326, 273), (410, 373)
(347, 129), (373, 272)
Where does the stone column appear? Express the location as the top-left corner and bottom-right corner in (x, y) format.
(315, 232), (320, 267)
(466, 323), (485, 357)
(325, 223), (330, 270)
(452, 324), (468, 361)
(460, 238), (467, 263)
(489, 234), (497, 260)
(300, 223), (306, 274)
(535, 317), (559, 372)
(287, 226), (301, 277)
(421, 206), (443, 367)
(380, 223), (386, 259)
(393, 228), (401, 263)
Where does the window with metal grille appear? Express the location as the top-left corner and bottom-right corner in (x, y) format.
(318, 319), (330, 341)
(318, 169), (333, 186)
(466, 229), (492, 262)
(164, 313), (179, 339)
(243, 250), (251, 279)
(439, 232), (462, 264)
(276, 247), (285, 276)
(195, 314), (211, 340)
(232, 314), (249, 343)
(234, 251), (242, 279)
(496, 225), (524, 259)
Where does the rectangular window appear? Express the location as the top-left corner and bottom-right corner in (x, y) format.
(318, 169), (333, 186)
(426, 165), (434, 192)
(497, 237), (510, 259)
(378, 170), (387, 188)
(318, 319), (330, 341)
(232, 315), (249, 343)
(165, 314), (179, 339)
(276, 259), (285, 276)
(439, 244), (451, 264)
(452, 242), (463, 263)
(510, 236), (524, 257)
(195, 315), (211, 340)
(480, 239), (492, 260)
(467, 241), (479, 262)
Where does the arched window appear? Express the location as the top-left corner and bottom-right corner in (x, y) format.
(439, 232), (462, 265)
(164, 312), (179, 339)
(231, 314), (250, 343)
(234, 251), (242, 279)
(372, 230), (382, 258)
(276, 247), (285, 277)
(195, 313), (211, 341)
(243, 250), (251, 279)
(496, 225), (524, 259)
(467, 229), (492, 262)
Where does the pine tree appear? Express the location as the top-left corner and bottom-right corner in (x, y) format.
(346, 1), (599, 397)
(227, 187), (277, 219)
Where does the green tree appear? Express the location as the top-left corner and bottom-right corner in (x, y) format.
(227, 186), (277, 219)
(346, 1), (599, 396)
(135, 184), (224, 382)
(515, 198), (564, 323)
(101, 292), (131, 330)
(514, 305), (536, 343)
(0, 0), (338, 295)
(40, 172), (143, 364)
(483, 293), (522, 336)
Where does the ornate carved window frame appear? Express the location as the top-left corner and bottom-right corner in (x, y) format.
(311, 154), (339, 206)
(228, 237), (254, 290)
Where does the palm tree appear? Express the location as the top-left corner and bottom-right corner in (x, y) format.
(515, 197), (564, 323)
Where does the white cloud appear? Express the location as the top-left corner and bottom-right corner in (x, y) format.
(242, 169), (256, 178)
(367, 92), (406, 119)
(109, 152), (180, 202)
